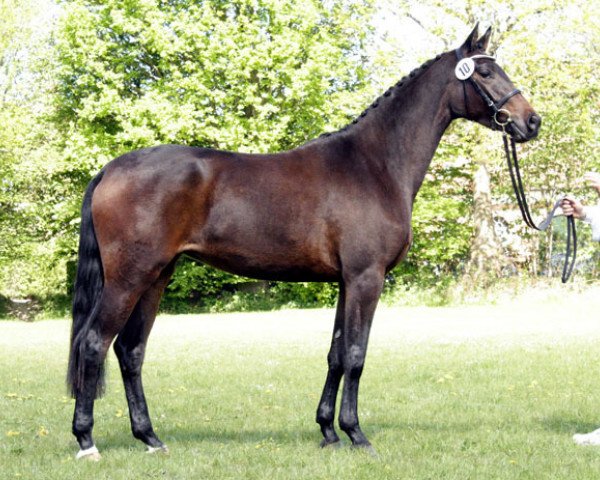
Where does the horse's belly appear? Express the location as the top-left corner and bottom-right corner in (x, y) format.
(182, 193), (340, 281)
(186, 247), (340, 282)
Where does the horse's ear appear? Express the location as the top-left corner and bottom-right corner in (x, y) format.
(476, 26), (492, 52)
(460, 23), (479, 53)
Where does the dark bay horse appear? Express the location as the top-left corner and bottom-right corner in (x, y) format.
(68, 25), (540, 459)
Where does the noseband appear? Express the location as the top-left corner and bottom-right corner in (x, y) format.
(454, 48), (576, 283)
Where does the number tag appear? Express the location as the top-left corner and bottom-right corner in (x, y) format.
(455, 58), (475, 80)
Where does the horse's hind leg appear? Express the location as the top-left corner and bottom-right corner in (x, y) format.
(72, 284), (142, 460)
(113, 261), (176, 453)
(316, 282), (345, 447)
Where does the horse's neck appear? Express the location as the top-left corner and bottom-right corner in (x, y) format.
(351, 61), (453, 201)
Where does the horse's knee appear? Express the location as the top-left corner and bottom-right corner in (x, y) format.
(327, 349), (343, 373)
(344, 345), (366, 380)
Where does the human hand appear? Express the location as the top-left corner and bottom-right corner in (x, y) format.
(584, 172), (600, 195)
(561, 196), (585, 219)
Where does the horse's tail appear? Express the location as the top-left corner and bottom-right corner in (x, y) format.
(67, 170), (106, 399)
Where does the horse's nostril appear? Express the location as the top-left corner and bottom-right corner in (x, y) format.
(528, 113), (541, 131)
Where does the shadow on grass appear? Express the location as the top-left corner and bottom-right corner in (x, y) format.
(100, 425), (319, 452)
(98, 419), (485, 453)
(540, 415), (600, 434)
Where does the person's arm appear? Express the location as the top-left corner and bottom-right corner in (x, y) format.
(561, 173), (600, 241)
(584, 172), (600, 197)
(582, 204), (600, 242)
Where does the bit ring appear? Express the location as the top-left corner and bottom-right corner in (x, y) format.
(494, 108), (512, 127)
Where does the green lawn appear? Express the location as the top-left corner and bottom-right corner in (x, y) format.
(3, 289), (600, 479)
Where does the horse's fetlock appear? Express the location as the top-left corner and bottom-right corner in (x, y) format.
(132, 421), (154, 441)
(73, 416), (94, 437)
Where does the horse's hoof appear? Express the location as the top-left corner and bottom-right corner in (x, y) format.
(147, 445), (169, 455)
(76, 445), (101, 461)
(351, 443), (378, 458)
(79, 451), (102, 461)
(320, 438), (342, 449)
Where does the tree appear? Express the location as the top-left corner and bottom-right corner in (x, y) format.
(46, 0), (376, 306)
(0, 0), (64, 300)
(3, 0), (598, 311)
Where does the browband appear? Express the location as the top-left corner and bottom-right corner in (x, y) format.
(455, 47), (495, 62)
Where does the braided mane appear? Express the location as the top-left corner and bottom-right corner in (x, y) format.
(319, 53), (444, 138)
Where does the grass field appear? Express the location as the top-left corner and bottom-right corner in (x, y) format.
(3, 286), (600, 479)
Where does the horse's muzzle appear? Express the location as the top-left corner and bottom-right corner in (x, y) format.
(509, 112), (541, 142)
(527, 113), (541, 138)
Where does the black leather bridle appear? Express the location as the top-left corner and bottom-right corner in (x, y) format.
(455, 48), (576, 283)
(454, 48), (521, 128)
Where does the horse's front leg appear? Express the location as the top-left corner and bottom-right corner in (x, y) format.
(338, 267), (384, 451)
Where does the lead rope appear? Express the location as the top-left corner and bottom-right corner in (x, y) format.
(501, 126), (577, 283)
(563, 214), (577, 283)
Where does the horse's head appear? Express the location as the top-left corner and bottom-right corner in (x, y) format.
(449, 25), (541, 143)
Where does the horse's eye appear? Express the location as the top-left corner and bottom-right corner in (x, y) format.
(479, 69), (492, 78)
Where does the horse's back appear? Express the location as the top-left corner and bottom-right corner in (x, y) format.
(89, 145), (336, 281)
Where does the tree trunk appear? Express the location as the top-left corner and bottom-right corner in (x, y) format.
(466, 163), (505, 281)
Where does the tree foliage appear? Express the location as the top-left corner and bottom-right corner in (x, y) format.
(0, 0), (65, 300)
(1, 0), (598, 314)
(4, 0), (376, 307)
